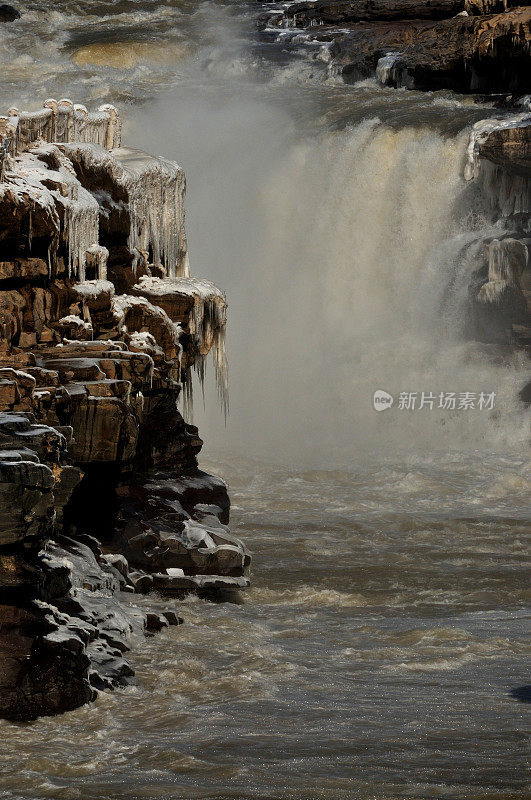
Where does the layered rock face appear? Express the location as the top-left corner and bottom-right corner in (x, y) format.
(0, 101), (249, 721)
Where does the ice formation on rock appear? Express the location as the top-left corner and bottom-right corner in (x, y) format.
(0, 101), (226, 416)
(376, 53), (401, 86)
(3, 100), (121, 156)
(61, 144), (189, 278)
(132, 276), (228, 418)
(0, 100), (241, 722)
(0, 146), (100, 279)
(477, 237), (528, 304)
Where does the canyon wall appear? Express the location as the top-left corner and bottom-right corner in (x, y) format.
(0, 101), (249, 721)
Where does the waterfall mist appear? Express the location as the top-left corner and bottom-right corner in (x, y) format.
(130, 81), (529, 467)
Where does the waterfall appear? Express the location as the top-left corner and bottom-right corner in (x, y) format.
(134, 96), (529, 465)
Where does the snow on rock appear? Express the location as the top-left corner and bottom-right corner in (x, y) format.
(0, 145), (100, 279)
(113, 294), (182, 347)
(128, 331), (165, 361)
(0, 103), (227, 417)
(72, 279), (115, 300)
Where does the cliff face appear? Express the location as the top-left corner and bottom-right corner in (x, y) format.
(0, 101), (249, 721)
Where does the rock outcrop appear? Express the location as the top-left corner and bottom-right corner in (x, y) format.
(380, 7), (531, 92)
(268, 0), (465, 27)
(478, 118), (531, 176)
(0, 101), (249, 721)
(260, 0), (531, 93)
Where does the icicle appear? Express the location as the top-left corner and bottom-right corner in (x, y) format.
(477, 238), (528, 305)
(212, 325), (229, 421)
(486, 238), (528, 285)
(72, 104), (88, 141)
(478, 161), (530, 222)
(111, 148), (187, 277)
(82, 111), (108, 147)
(62, 186), (100, 280)
(43, 98), (58, 142)
(15, 108), (53, 151)
(131, 248), (144, 276)
(182, 366), (194, 423)
(6, 109), (19, 156)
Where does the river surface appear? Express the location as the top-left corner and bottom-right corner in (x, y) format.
(0, 1), (529, 798)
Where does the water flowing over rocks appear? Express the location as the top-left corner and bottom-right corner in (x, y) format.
(0, 102), (249, 721)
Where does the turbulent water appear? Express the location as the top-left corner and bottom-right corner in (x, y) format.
(0, 1), (529, 798)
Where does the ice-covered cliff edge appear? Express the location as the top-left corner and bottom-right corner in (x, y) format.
(0, 102), (248, 722)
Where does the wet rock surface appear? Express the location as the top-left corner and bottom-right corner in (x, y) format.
(0, 102), (248, 721)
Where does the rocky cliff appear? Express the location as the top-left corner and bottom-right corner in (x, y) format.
(260, 0), (531, 93)
(0, 101), (249, 721)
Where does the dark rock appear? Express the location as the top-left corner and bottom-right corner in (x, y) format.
(0, 101), (244, 721)
(519, 380), (531, 404)
(329, 20), (436, 80)
(145, 611), (169, 632)
(0, 5), (20, 22)
(465, 0), (527, 13)
(129, 570), (153, 594)
(0, 602), (93, 721)
(279, 0), (463, 27)
(162, 610), (183, 626)
(384, 8), (531, 93)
